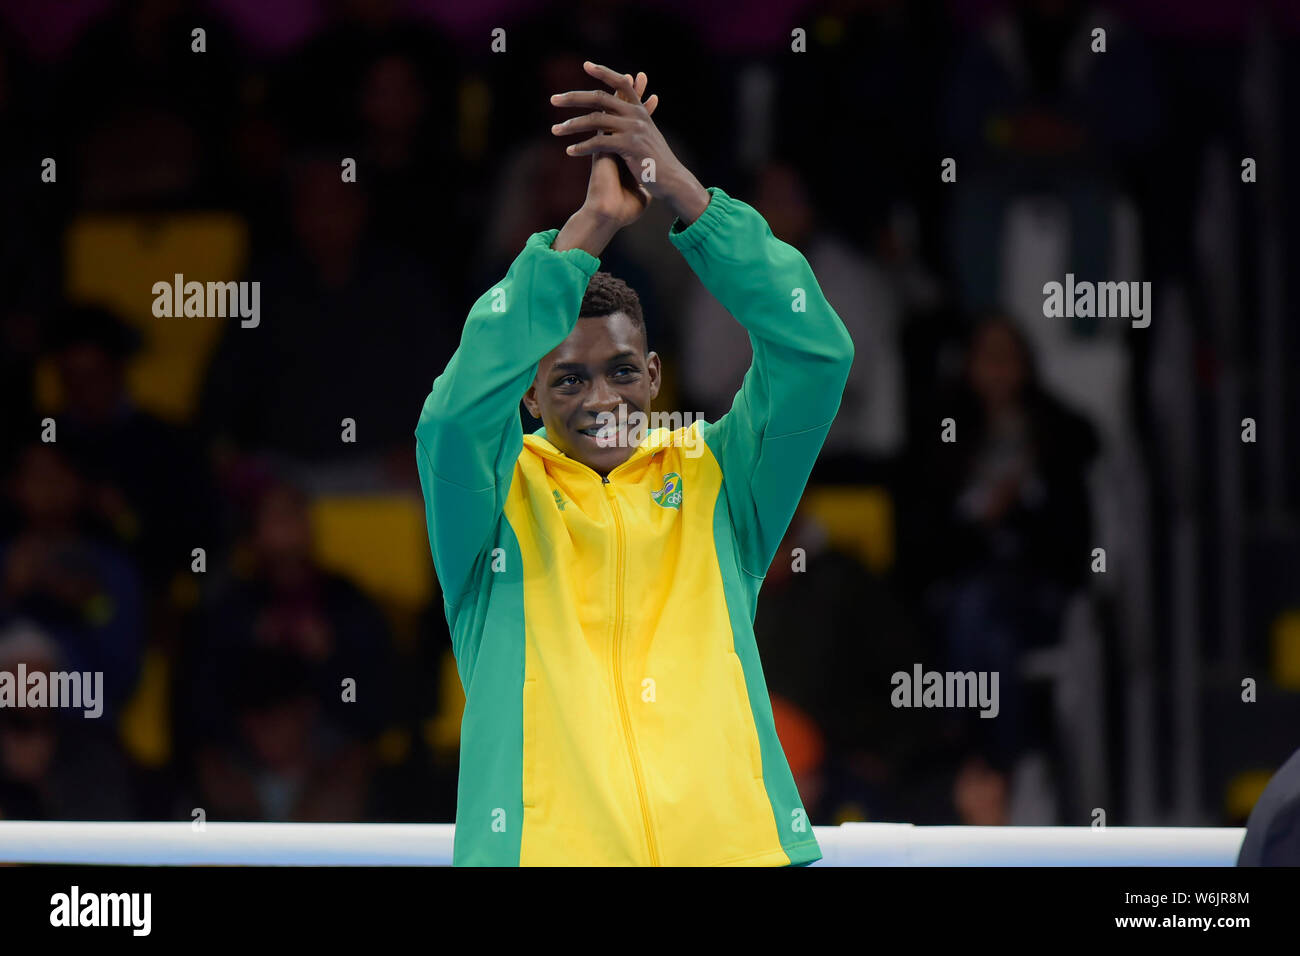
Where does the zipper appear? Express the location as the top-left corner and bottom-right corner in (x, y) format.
(602, 473), (661, 866)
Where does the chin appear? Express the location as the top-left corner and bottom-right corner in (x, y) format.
(566, 434), (634, 474)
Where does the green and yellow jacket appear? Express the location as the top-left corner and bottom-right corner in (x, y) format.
(415, 187), (853, 865)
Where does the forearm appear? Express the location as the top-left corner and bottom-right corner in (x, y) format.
(553, 208), (621, 256)
(553, 171), (708, 253)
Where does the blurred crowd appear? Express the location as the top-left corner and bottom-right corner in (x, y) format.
(1, 0), (1298, 829)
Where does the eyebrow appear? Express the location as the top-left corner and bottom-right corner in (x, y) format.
(551, 352), (639, 373)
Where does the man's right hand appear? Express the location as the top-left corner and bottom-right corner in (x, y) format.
(573, 71), (659, 229)
(552, 70), (658, 255)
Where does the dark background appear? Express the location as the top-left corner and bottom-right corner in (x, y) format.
(1, 0), (1298, 830)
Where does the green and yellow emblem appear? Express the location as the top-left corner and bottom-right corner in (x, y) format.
(651, 472), (683, 510)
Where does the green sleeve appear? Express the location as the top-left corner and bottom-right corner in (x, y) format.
(415, 230), (600, 606)
(671, 187), (855, 577)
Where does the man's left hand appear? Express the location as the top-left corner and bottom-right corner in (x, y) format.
(551, 61), (711, 226)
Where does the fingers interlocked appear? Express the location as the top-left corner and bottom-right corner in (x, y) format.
(550, 62), (659, 154)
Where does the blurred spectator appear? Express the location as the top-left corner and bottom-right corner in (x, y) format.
(0, 441), (144, 722)
(775, 0), (952, 262)
(191, 643), (372, 821)
(177, 476), (396, 756)
(952, 751), (1011, 826)
(269, 7), (460, 261)
(200, 153), (455, 485)
(0, 619), (134, 820)
(56, 0), (241, 207)
(943, 0), (1159, 315)
(44, 303), (216, 589)
(352, 40), (456, 258)
(271, 0), (456, 151)
(474, 133), (587, 261)
(756, 498), (949, 823)
(920, 314), (1098, 773)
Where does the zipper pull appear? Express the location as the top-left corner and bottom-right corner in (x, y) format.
(602, 475), (610, 485)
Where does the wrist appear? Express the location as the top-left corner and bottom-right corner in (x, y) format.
(662, 167), (710, 225)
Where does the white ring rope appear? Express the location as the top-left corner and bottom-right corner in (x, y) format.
(0, 822), (1245, 866)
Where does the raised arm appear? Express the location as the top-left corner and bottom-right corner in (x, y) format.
(417, 66), (661, 608)
(414, 229), (596, 606)
(552, 62), (854, 576)
(674, 191), (855, 578)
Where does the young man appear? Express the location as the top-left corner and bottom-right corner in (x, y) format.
(415, 62), (854, 866)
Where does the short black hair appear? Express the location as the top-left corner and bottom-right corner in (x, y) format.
(579, 271), (646, 349)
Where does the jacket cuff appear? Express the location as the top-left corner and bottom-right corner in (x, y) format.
(531, 228), (602, 275)
(667, 186), (732, 251)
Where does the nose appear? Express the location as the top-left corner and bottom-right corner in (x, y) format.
(584, 376), (622, 414)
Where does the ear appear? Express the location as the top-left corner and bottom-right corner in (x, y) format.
(522, 380), (541, 419)
(646, 350), (662, 403)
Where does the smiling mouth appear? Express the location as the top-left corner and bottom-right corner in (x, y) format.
(577, 424), (620, 446)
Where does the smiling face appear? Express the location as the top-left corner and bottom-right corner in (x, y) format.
(523, 312), (661, 476)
